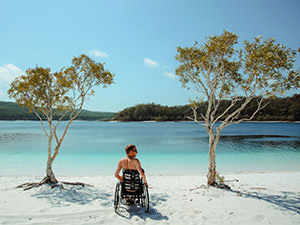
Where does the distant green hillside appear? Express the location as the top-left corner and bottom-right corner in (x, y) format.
(0, 101), (115, 121)
(112, 94), (300, 121)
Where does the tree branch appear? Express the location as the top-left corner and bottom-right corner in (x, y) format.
(32, 108), (49, 138)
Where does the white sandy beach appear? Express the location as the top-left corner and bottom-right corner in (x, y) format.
(0, 172), (300, 225)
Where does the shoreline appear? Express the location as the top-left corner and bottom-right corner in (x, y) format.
(1, 119), (300, 123)
(1, 171), (300, 225)
(2, 168), (300, 177)
(103, 120), (300, 123)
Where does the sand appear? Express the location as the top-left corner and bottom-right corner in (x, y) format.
(0, 171), (300, 225)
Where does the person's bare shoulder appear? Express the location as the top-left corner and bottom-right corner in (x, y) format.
(133, 158), (141, 165)
(118, 157), (127, 164)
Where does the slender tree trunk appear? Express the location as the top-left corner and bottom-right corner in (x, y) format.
(46, 158), (58, 183)
(207, 148), (216, 186)
(207, 130), (217, 186)
(207, 128), (217, 186)
(207, 127), (222, 186)
(44, 124), (58, 184)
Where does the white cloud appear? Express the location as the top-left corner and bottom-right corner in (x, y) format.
(89, 49), (109, 58)
(0, 64), (23, 99)
(144, 58), (159, 68)
(0, 64), (22, 84)
(164, 72), (177, 79)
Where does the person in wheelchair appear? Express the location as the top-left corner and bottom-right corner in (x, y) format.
(114, 144), (149, 212)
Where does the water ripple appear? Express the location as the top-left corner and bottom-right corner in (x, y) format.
(0, 133), (44, 144)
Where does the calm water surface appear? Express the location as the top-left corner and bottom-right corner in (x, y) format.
(0, 121), (299, 175)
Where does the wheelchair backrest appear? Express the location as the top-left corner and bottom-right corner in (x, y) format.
(122, 169), (141, 191)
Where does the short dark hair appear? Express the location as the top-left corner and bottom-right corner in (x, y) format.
(125, 144), (136, 154)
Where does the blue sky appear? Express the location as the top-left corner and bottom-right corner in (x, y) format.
(0, 0), (299, 112)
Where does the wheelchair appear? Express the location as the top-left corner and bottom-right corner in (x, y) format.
(114, 169), (149, 213)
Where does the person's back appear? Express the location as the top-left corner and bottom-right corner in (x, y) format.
(118, 157), (139, 170)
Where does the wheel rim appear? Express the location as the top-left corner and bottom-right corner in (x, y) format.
(143, 184), (149, 212)
(114, 183), (121, 212)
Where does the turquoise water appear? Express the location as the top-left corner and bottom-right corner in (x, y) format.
(0, 121), (300, 176)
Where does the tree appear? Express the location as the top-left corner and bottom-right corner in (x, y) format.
(175, 30), (300, 186)
(8, 54), (114, 186)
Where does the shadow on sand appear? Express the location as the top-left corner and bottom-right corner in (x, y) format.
(115, 193), (169, 221)
(228, 188), (300, 215)
(31, 184), (112, 206)
(31, 184), (169, 221)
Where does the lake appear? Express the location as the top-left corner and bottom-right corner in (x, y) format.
(0, 121), (299, 176)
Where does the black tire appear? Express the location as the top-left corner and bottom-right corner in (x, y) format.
(114, 182), (121, 212)
(142, 183), (149, 213)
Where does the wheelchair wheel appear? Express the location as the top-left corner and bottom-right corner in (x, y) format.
(114, 182), (122, 212)
(141, 183), (149, 213)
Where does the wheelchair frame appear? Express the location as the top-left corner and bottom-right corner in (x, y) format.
(114, 180), (149, 213)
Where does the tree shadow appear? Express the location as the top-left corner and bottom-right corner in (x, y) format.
(31, 184), (112, 207)
(228, 188), (300, 214)
(116, 193), (169, 221)
(31, 184), (170, 222)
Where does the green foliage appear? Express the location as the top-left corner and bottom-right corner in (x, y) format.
(2, 95), (300, 121)
(76, 109), (115, 121)
(6, 54), (115, 181)
(111, 95), (300, 122)
(0, 101), (115, 121)
(112, 103), (192, 121)
(7, 54), (114, 121)
(174, 30), (300, 130)
(216, 172), (225, 184)
(241, 36), (299, 94)
(175, 30), (299, 185)
(175, 30), (241, 94)
(0, 101), (38, 120)
(175, 30), (299, 99)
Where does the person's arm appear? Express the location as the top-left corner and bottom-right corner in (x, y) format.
(114, 160), (123, 181)
(135, 159), (148, 187)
